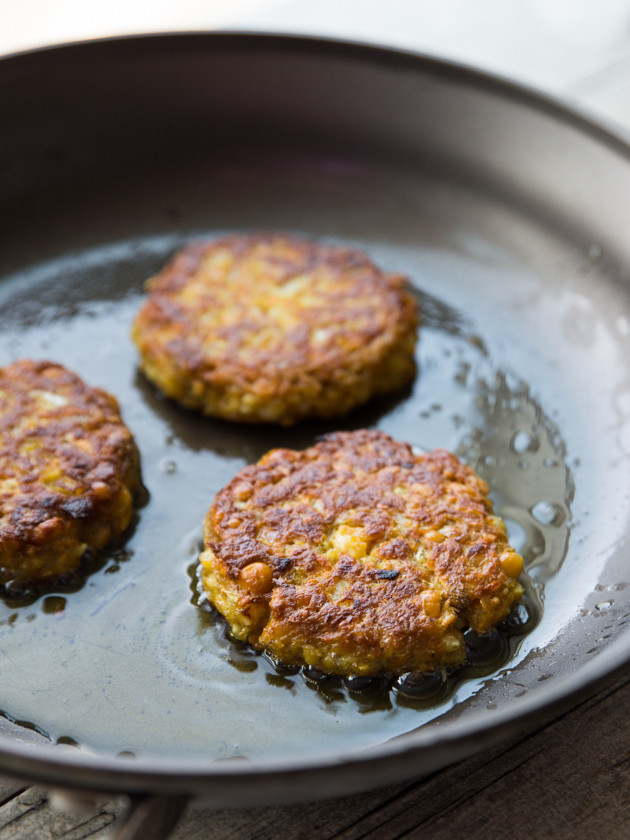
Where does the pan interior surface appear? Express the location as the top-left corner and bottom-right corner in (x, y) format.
(0, 35), (629, 782)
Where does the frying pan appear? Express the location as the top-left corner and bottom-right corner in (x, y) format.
(1, 31), (630, 835)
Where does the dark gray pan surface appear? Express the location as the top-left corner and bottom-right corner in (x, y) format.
(0, 34), (629, 804)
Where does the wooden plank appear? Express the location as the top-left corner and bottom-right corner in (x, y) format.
(0, 781), (25, 809)
(0, 787), (119, 839)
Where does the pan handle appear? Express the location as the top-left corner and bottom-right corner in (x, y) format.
(111, 794), (189, 840)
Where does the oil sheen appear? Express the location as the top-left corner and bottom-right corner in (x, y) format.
(0, 234), (575, 762)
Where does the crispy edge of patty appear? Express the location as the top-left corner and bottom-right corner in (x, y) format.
(131, 233), (419, 424)
(200, 429), (524, 676)
(0, 359), (142, 585)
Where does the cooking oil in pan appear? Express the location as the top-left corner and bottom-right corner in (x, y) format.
(0, 235), (572, 760)
(183, 286), (567, 715)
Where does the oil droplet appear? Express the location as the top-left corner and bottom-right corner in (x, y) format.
(266, 673), (295, 690)
(595, 600), (613, 611)
(464, 628), (505, 665)
(264, 652), (300, 676)
(531, 501), (564, 527)
(511, 431), (539, 454)
(2, 580), (34, 602)
(227, 659), (257, 674)
(42, 596), (67, 615)
(302, 666), (330, 684)
(344, 675), (379, 693)
(503, 602), (533, 632)
(56, 735), (79, 747)
(393, 671), (443, 699)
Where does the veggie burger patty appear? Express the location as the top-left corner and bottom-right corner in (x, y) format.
(0, 359), (141, 587)
(200, 429), (523, 677)
(131, 233), (419, 425)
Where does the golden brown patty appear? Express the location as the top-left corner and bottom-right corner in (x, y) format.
(131, 233), (418, 425)
(200, 429), (524, 677)
(0, 359), (141, 587)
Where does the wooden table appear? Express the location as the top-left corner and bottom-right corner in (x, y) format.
(1, 668), (628, 839)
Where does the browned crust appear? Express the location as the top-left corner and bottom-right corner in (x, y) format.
(131, 233), (419, 424)
(200, 429), (524, 676)
(0, 359), (141, 585)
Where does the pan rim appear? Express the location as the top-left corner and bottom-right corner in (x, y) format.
(3, 28), (630, 159)
(0, 29), (629, 793)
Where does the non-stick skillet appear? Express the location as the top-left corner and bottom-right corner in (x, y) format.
(1, 32), (630, 839)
